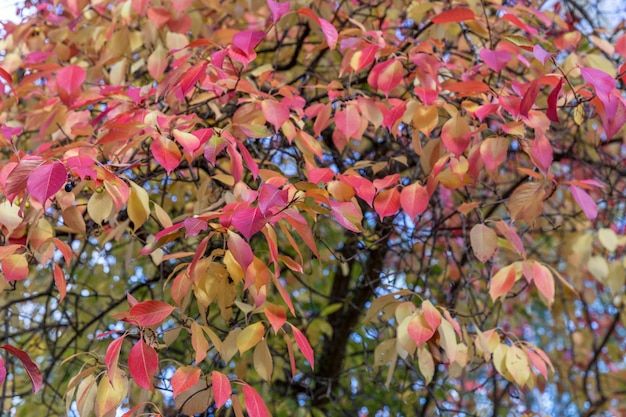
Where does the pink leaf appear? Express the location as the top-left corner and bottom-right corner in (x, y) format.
(258, 183), (289, 215)
(233, 30), (265, 56)
(231, 207), (267, 240)
(152, 135), (181, 174)
(400, 182), (429, 218)
(373, 188), (401, 220)
(570, 185), (597, 220)
(520, 78), (540, 117)
(408, 315), (436, 345)
(330, 200), (363, 233)
(580, 67), (615, 102)
(129, 300), (175, 326)
(531, 132), (553, 173)
(242, 384), (270, 417)
(367, 59), (404, 97)
(431, 7), (475, 24)
(290, 324), (314, 370)
(128, 339), (158, 391)
(171, 366), (201, 398)
(105, 336), (125, 385)
(227, 230), (254, 272)
(334, 104), (361, 139)
(0, 344), (43, 393)
(533, 44), (553, 64)
(533, 262), (555, 306)
(547, 78), (563, 122)
(318, 18), (338, 50)
(267, 0), (290, 22)
(480, 49), (511, 72)
(26, 162), (66, 204)
(262, 100), (290, 131)
(56, 65), (86, 105)
(211, 371), (232, 409)
(0, 357), (6, 387)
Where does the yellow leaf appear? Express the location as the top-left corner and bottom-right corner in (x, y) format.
(88, 191), (114, 225)
(505, 345), (530, 386)
(373, 338), (396, 367)
(438, 320), (458, 363)
(253, 338), (273, 381)
(96, 368), (127, 417)
(76, 375), (97, 417)
(417, 346), (435, 385)
(509, 181), (545, 224)
(588, 255), (609, 282)
(598, 228), (618, 252)
(128, 180), (150, 231)
(236, 322), (264, 355)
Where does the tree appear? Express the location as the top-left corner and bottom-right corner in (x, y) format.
(0, 0), (625, 415)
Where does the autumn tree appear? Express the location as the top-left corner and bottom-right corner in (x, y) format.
(0, 0), (625, 415)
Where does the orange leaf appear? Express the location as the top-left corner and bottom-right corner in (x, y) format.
(53, 264), (67, 302)
(264, 302), (287, 334)
(171, 366), (201, 398)
(2, 254), (29, 281)
(489, 264), (518, 301)
(533, 262), (555, 307)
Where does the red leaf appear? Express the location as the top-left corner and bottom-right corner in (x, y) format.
(479, 49), (511, 72)
(26, 162), (66, 204)
(211, 371), (232, 409)
(152, 135), (181, 174)
(243, 384), (270, 417)
(374, 188), (401, 219)
(105, 336), (125, 385)
(262, 100), (290, 131)
(128, 339), (158, 391)
(570, 185), (597, 220)
(400, 182), (429, 219)
(547, 78), (563, 122)
(171, 366), (201, 398)
(56, 65), (86, 105)
(290, 324), (314, 370)
(129, 300), (175, 327)
(0, 67), (18, 101)
(267, 0), (290, 22)
(265, 302), (287, 334)
(520, 78), (540, 117)
(0, 344), (43, 393)
(431, 7), (475, 24)
(53, 264), (67, 302)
